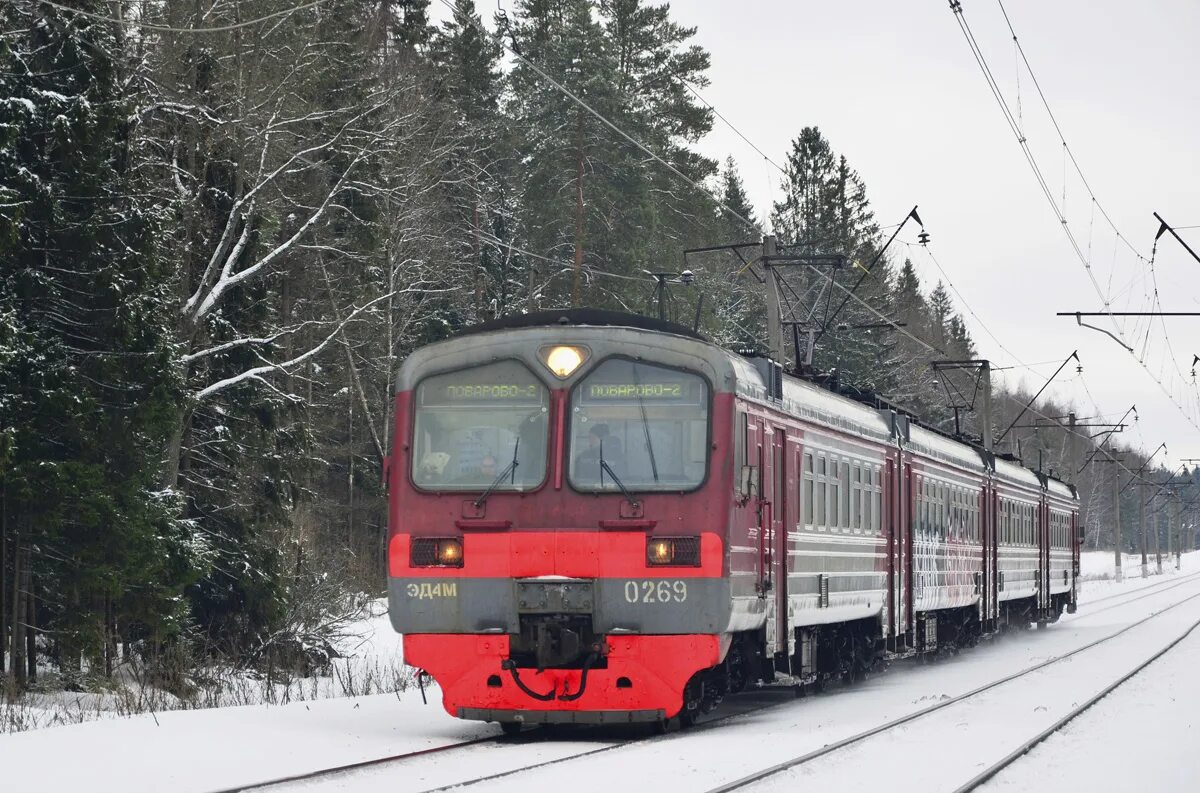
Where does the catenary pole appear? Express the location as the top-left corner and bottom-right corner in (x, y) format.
(763, 235), (784, 364)
(1112, 456), (1123, 582)
(1139, 483), (1148, 578)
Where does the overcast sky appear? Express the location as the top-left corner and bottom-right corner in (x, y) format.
(445, 0), (1200, 470)
(671, 0), (1200, 470)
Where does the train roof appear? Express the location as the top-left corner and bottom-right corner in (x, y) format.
(410, 309), (1074, 496)
(453, 308), (705, 341)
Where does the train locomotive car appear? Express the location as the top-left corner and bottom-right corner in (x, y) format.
(387, 310), (1080, 731)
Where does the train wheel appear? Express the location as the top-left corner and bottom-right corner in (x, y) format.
(499, 722), (523, 737)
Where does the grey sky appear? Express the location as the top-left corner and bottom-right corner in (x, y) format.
(679, 0), (1200, 469)
(676, 0), (1200, 467)
(445, 0), (1200, 468)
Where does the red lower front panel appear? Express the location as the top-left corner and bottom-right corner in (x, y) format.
(405, 633), (721, 722)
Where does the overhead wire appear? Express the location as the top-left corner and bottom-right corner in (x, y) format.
(950, 1), (1200, 433)
(994, 0), (1148, 264)
(821, 266), (1169, 487)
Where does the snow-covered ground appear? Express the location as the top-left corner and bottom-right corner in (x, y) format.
(1, 597), (411, 733)
(2, 552), (1197, 793)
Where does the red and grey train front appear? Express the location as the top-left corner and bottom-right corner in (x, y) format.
(387, 315), (734, 726)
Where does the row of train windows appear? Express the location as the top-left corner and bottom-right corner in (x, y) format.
(999, 500), (1036, 546)
(917, 478), (980, 541)
(1049, 510), (1072, 549)
(801, 453), (883, 534)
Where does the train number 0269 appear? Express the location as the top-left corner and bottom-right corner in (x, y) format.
(623, 580), (687, 604)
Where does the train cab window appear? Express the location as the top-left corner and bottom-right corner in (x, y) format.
(803, 454), (814, 526)
(411, 360), (549, 490)
(733, 411), (747, 495)
(569, 359), (709, 491)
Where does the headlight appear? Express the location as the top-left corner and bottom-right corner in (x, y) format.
(646, 536), (701, 567)
(411, 537), (464, 568)
(539, 345), (589, 378)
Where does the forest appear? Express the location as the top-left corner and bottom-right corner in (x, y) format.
(1, 0), (1194, 696)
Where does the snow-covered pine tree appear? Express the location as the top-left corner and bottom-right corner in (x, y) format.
(0, 0), (197, 684)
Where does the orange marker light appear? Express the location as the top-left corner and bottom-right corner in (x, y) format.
(437, 538), (463, 565)
(648, 539), (674, 565)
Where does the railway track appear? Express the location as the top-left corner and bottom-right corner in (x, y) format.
(1081, 568), (1200, 607)
(1077, 569), (1200, 618)
(209, 736), (497, 793)
(218, 688), (793, 793)
(703, 581), (1200, 793)
(213, 571), (1198, 793)
(407, 688), (795, 793)
(952, 614), (1200, 792)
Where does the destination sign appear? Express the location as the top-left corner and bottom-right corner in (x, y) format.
(421, 382), (544, 406)
(579, 380), (703, 405)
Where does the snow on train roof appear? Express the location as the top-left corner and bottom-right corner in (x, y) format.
(994, 456), (1043, 490)
(729, 355), (892, 441)
(906, 424), (986, 473)
(1046, 478), (1074, 499)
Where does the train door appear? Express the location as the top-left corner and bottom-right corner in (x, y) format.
(1038, 497), (1051, 618)
(762, 424), (789, 661)
(887, 453), (913, 648)
(747, 417), (766, 596)
(985, 484), (999, 628)
(979, 482), (989, 625)
(904, 459), (915, 642)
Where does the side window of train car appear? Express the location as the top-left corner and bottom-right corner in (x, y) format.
(802, 453), (814, 527)
(873, 468), (882, 534)
(917, 479), (926, 534)
(850, 464), (860, 532)
(840, 461), (851, 531)
(815, 455), (827, 531)
(938, 483), (947, 540)
(828, 458), (841, 531)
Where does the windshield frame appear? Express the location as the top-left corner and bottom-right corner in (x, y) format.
(565, 355), (713, 495)
(408, 358), (552, 494)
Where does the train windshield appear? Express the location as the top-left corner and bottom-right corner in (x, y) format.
(569, 359), (709, 491)
(411, 360), (549, 491)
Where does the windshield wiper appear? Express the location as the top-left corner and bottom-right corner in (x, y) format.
(474, 437), (519, 509)
(599, 439), (639, 509)
(630, 364), (660, 482)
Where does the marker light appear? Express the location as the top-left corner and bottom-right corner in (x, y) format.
(540, 345), (588, 378)
(411, 537), (464, 568)
(437, 538), (463, 565)
(646, 536), (701, 567)
(648, 539), (674, 565)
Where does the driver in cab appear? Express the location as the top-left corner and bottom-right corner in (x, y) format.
(574, 423), (624, 484)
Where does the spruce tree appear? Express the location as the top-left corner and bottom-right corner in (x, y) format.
(769, 127), (886, 386)
(0, 0), (197, 679)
